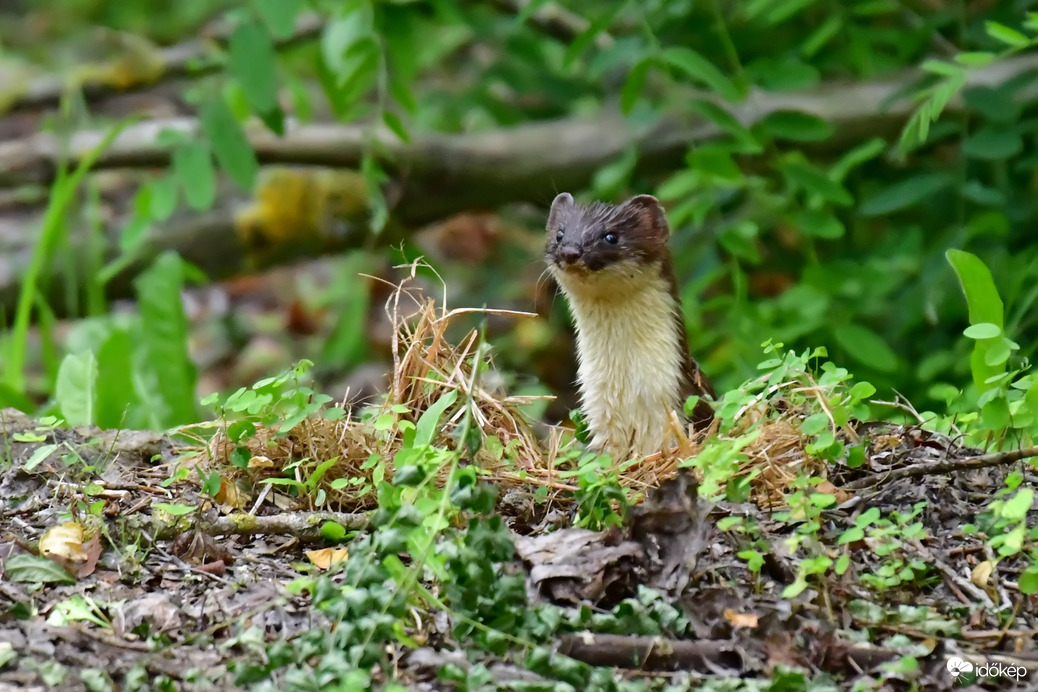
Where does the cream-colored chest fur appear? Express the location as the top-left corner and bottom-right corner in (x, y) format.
(553, 261), (684, 459)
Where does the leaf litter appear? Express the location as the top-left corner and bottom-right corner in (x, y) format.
(1, 274), (1037, 690)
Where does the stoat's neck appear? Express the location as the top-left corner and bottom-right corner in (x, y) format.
(553, 260), (687, 459)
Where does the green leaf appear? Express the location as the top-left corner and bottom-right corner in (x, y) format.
(134, 253), (199, 427)
(955, 51), (996, 67)
(660, 47), (743, 102)
(860, 173), (953, 216)
(946, 250), (1004, 328)
(964, 85), (1020, 123)
(830, 138), (886, 181)
(1019, 566), (1038, 595)
(779, 160), (853, 205)
(0, 382), (33, 412)
(689, 99), (762, 153)
(947, 250), (1006, 392)
(795, 209), (844, 239)
(985, 21), (1031, 48)
(229, 19), (284, 134)
(200, 96), (259, 190)
(172, 143), (217, 211)
(801, 412), (830, 435)
(321, 521), (347, 541)
(153, 503), (197, 516)
(963, 323), (1001, 340)
(55, 351), (98, 426)
(382, 110), (410, 143)
(1001, 487), (1034, 521)
(962, 126), (1023, 160)
(759, 110), (834, 142)
(253, 0), (302, 40)
(832, 324), (899, 373)
(3, 553), (75, 584)
(149, 173), (179, 221)
(24, 443), (59, 471)
(620, 58), (651, 115)
(563, 5), (623, 68)
(414, 390), (458, 448)
(95, 327), (139, 429)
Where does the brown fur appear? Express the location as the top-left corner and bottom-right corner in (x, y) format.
(546, 193), (715, 454)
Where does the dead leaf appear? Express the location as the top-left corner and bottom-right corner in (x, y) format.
(971, 560), (994, 588)
(39, 522), (88, 575)
(306, 547), (349, 570)
(814, 480), (850, 504)
(723, 609), (759, 629)
(214, 475), (244, 508)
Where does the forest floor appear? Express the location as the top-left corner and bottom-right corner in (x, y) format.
(2, 302), (1038, 691)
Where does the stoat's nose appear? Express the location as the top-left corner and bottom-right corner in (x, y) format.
(558, 245), (581, 265)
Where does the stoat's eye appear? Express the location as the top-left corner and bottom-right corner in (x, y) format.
(603, 232), (619, 245)
(555, 229), (564, 242)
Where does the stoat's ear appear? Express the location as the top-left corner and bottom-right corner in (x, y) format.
(547, 192), (574, 230)
(623, 194), (669, 237)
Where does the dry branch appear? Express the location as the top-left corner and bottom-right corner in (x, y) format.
(5, 53), (1038, 195)
(153, 510), (370, 541)
(843, 445), (1038, 491)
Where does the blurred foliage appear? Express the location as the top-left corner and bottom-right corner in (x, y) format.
(2, 0), (1038, 431)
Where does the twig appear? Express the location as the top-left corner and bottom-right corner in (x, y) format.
(843, 446), (1038, 491)
(149, 510), (370, 542)
(485, 0), (616, 49)
(904, 539), (996, 610)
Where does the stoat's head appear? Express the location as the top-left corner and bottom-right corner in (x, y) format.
(544, 193), (671, 279)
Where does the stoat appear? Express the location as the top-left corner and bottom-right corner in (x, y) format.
(545, 192), (715, 459)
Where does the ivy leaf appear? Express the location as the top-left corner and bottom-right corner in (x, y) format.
(229, 19), (284, 135)
(201, 96), (259, 190)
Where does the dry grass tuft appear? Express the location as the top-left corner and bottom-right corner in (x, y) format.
(196, 267), (840, 515)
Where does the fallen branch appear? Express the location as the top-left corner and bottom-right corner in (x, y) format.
(3, 55), (1038, 321)
(6, 53), (1038, 193)
(557, 633), (745, 672)
(153, 510), (369, 542)
(2, 13), (324, 116)
(843, 445), (1038, 491)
